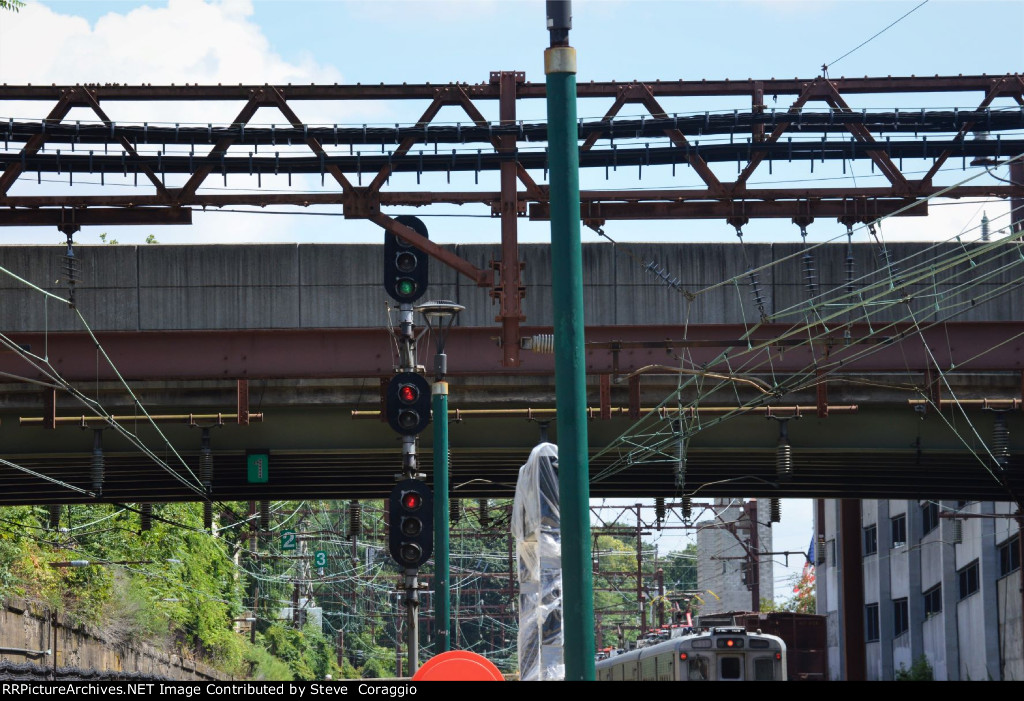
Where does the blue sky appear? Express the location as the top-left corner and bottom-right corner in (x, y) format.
(1, 0), (1022, 600)
(37, 1), (1023, 83)
(1, 1), (1020, 245)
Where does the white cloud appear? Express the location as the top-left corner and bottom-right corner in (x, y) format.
(3, 0), (329, 85)
(0, 1), (385, 243)
(0, 0), (367, 125)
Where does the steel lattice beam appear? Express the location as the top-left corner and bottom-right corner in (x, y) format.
(1, 74), (1021, 366)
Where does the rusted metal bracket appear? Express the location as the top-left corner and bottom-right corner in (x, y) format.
(370, 212), (492, 286)
(628, 375), (641, 420)
(600, 374), (612, 420)
(816, 371), (829, 419)
(343, 187), (381, 219)
(237, 379), (250, 426)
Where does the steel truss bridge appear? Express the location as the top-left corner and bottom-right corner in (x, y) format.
(0, 74), (1022, 507)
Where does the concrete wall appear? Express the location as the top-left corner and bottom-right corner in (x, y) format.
(889, 501), (910, 600)
(0, 240), (1017, 332)
(922, 613), (947, 681)
(695, 498), (773, 616)
(0, 598), (223, 680)
(821, 500), (842, 680)
(820, 498), (1022, 681)
(696, 500), (751, 615)
(998, 570), (1023, 681)
(958, 593), (988, 679)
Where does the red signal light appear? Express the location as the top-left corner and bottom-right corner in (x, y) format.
(399, 385), (418, 403)
(402, 492), (423, 510)
(679, 652), (688, 661)
(775, 652), (781, 660)
(726, 639), (735, 648)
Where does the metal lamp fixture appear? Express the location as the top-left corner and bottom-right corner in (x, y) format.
(414, 300), (465, 380)
(413, 298), (464, 655)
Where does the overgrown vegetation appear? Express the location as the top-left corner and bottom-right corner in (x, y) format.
(895, 655), (934, 681)
(0, 503), (294, 679)
(592, 533), (697, 649)
(0, 499), (702, 678)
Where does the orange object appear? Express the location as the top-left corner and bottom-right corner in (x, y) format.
(412, 651), (505, 681)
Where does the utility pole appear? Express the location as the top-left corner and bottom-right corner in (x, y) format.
(744, 500), (761, 611)
(636, 503), (646, 633)
(656, 567), (665, 628)
(544, 0), (595, 680)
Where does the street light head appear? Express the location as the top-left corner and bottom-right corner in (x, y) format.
(415, 301), (466, 374)
(413, 300), (465, 322)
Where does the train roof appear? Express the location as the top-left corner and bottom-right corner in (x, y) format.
(594, 627), (787, 668)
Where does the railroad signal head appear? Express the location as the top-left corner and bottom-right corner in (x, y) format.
(386, 372), (432, 436)
(384, 215), (429, 304)
(389, 479), (433, 569)
(398, 384), (419, 404)
(402, 491), (423, 511)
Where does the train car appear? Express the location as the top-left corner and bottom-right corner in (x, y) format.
(595, 627), (787, 681)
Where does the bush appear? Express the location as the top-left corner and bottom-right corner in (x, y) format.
(895, 655), (934, 681)
(260, 623), (341, 681)
(245, 645), (294, 681)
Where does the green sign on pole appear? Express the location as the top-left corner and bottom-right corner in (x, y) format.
(247, 452), (269, 483)
(314, 551), (327, 569)
(281, 530), (296, 551)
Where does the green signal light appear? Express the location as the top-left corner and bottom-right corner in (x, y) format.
(396, 278), (417, 297)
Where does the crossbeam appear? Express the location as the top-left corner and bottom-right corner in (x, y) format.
(1, 322), (1020, 382)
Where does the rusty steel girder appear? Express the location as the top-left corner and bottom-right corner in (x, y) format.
(1, 73), (1022, 369)
(1, 322), (1021, 382)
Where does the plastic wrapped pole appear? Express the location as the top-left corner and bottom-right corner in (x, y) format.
(512, 442), (564, 681)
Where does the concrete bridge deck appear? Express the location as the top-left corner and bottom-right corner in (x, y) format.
(0, 241), (1019, 503)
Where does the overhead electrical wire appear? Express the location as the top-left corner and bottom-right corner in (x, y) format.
(592, 190), (1024, 495)
(823, 1), (931, 74)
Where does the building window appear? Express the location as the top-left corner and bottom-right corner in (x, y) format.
(999, 535), (1021, 577)
(893, 598), (909, 637)
(924, 585), (942, 617)
(864, 525), (878, 555)
(958, 560), (980, 600)
(891, 514), (907, 548)
(922, 501), (939, 535)
(865, 603), (880, 642)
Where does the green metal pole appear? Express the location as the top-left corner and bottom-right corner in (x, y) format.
(545, 39), (596, 680)
(432, 381), (450, 652)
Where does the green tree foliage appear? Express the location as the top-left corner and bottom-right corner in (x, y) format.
(0, 1), (26, 13)
(661, 543), (698, 591)
(260, 623), (341, 681)
(760, 568), (816, 614)
(591, 532), (698, 647)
